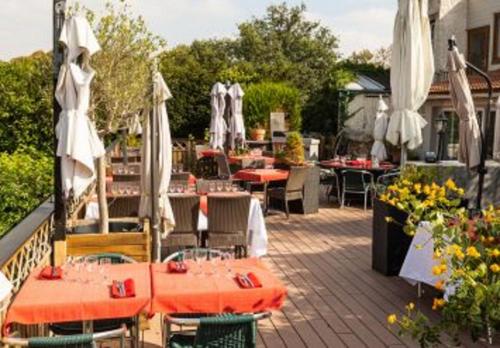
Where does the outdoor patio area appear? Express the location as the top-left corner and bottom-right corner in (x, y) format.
(134, 204), (483, 348)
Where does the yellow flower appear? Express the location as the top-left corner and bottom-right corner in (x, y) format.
(402, 179), (411, 186)
(435, 279), (445, 291)
(491, 249), (500, 258)
(414, 183), (422, 193)
(487, 237), (496, 244)
(457, 188), (465, 196)
(466, 246), (481, 258)
(445, 178), (457, 191)
(406, 302), (415, 311)
(432, 298), (445, 310)
(433, 249), (442, 260)
(423, 185), (431, 195)
(379, 194), (388, 202)
(455, 249), (465, 261)
(387, 314), (397, 325)
(432, 264), (447, 276)
(490, 264), (500, 273)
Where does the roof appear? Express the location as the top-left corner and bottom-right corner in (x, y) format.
(430, 69), (500, 95)
(344, 73), (389, 93)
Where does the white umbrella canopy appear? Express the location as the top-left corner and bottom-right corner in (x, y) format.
(386, 0), (434, 159)
(139, 72), (175, 229)
(128, 113), (143, 135)
(55, 16), (105, 198)
(447, 46), (482, 169)
(227, 83), (246, 150)
(209, 82), (227, 149)
(371, 97), (390, 161)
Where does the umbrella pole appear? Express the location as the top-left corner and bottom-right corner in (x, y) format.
(52, 0), (67, 243)
(400, 143), (407, 166)
(150, 96), (160, 262)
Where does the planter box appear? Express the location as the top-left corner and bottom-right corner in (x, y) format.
(372, 198), (412, 276)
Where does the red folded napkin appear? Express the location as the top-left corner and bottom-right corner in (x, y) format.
(235, 272), (262, 289)
(111, 279), (136, 298)
(39, 266), (63, 280)
(167, 261), (188, 273)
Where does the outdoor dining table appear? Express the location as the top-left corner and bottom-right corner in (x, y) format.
(228, 155), (276, 167)
(319, 160), (397, 173)
(233, 169), (289, 214)
(150, 258), (287, 314)
(3, 263), (151, 332)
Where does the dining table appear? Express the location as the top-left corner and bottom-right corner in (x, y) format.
(3, 263), (151, 333)
(233, 169), (289, 214)
(150, 258), (287, 314)
(319, 159), (397, 173)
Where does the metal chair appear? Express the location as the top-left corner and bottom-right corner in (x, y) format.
(375, 170), (401, 197)
(162, 248), (223, 262)
(164, 194), (200, 249)
(320, 169), (340, 203)
(163, 312), (271, 348)
(340, 169), (375, 211)
(215, 153), (232, 180)
(207, 194), (251, 258)
(266, 166), (309, 218)
(2, 325), (127, 348)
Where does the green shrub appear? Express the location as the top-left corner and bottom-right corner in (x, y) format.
(243, 82), (302, 134)
(283, 131), (305, 166)
(0, 148), (53, 237)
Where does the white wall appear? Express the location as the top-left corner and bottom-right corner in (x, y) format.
(468, 0), (500, 71)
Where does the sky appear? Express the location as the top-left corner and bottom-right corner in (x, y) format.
(0, 0), (397, 60)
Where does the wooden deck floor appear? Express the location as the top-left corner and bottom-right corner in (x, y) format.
(142, 204), (484, 348)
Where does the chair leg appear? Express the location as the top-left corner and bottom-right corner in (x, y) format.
(284, 199), (290, 219)
(341, 190), (345, 209)
(364, 191), (368, 211)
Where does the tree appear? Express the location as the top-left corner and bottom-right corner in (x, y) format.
(79, 1), (163, 233)
(0, 51), (53, 154)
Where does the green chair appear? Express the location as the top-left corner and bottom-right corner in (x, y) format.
(164, 312), (271, 348)
(2, 324), (126, 347)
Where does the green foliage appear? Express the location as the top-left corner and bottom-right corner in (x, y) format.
(0, 51), (53, 154)
(243, 82), (301, 132)
(283, 131), (305, 166)
(0, 148), (53, 237)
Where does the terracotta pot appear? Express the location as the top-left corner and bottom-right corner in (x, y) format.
(250, 129), (266, 141)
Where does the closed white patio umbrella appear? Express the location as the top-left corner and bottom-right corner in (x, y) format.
(371, 97), (389, 162)
(494, 96), (500, 160)
(55, 16), (105, 198)
(227, 83), (246, 150)
(447, 45), (481, 169)
(139, 72), (175, 232)
(386, 0), (434, 163)
(209, 82), (227, 150)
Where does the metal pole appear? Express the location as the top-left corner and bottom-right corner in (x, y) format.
(150, 81), (160, 262)
(53, 0), (67, 241)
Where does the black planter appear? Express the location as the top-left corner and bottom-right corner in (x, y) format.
(372, 198), (412, 276)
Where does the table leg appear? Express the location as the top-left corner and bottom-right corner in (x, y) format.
(263, 181), (269, 215)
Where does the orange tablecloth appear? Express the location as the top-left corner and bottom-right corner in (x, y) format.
(228, 155), (276, 166)
(150, 258), (286, 314)
(233, 169), (289, 183)
(201, 149), (221, 158)
(4, 263), (151, 330)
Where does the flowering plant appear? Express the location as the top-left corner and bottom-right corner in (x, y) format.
(388, 206), (500, 346)
(379, 166), (465, 236)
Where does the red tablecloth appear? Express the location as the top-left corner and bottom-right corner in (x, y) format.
(233, 169), (289, 183)
(320, 160), (396, 171)
(4, 263), (151, 330)
(150, 258), (286, 314)
(228, 155), (275, 166)
(201, 149), (221, 158)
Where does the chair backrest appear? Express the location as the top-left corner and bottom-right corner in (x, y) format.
(76, 253), (137, 264)
(196, 157), (218, 179)
(169, 194), (200, 233)
(241, 158), (265, 169)
(208, 194), (251, 234)
(108, 196), (140, 218)
(215, 153), (232, 179)
(171, 172), (190, 182)
(194, 314), (256, 348)
(162, 248), (223, 262)
(342, 170), (374, 191)
(286, 166), (309, 193)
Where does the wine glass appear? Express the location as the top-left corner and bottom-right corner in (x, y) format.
(216, 181), (224, 192)
(208, 182), (216, 193)
(224, 182), (232, 192)
(85, 256), (98, 284)
(98, 257), (112, 284)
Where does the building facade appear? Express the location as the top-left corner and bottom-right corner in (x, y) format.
(420, 0), (500, 160)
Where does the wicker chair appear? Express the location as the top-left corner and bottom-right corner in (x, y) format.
(195, 156), (218, 179)
(164, 312), (271, 348)
(215, 153), (232, 180)
(207, 194), (251, 258)
(266, 166), (309, 218)
(2, 325), (127, 348)
(171, 172), (191, 183)
(113, 174), (141, 182)
(107, 195), (140, 218)
(49, 254), (138, 346)
(164, 194), (200, 249)
(340, 169), (375, 211)
(162, 248), (223, 262)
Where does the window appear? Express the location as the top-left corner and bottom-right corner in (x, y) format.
(468, 26), (490, 71)
(436, 111), (460, 160)
(493, 13), (500, 64)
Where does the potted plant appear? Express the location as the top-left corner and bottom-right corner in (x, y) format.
(388, 206), (500, 346)
(373, 166), (465, 275)
(250, 123), (266, 141)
